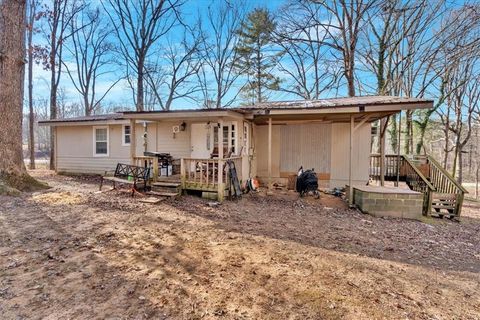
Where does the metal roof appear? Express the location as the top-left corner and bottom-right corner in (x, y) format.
(38, 113), (125, 124)
(38, 96), (433, 125)
(235, 96), (432, 111)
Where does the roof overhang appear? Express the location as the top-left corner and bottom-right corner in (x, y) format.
(121, 109), (245, 121)
(248, 100), (433, 124)
(38, 96), (433, 126)
(38, 118), (130, 127)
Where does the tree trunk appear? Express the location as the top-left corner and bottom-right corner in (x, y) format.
(136, 55), (145, 111)
(476, 163), (479, 200)
(49, 85), (57, 170)
(404, 110), (413, 155)
(49, 18), (57, 170)
(0, 0), (45, 193)
(256, 45), (261, 103)
(27, 0), (35, 169)
(346, 54), (355, 97)
(456, 146), (463, 183)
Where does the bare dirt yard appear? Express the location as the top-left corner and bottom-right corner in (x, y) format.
(1, 171), (480, 319)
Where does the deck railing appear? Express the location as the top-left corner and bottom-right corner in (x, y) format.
(425, 155), (468, 216)
(369, 154), (467, 217)
(132, 156), (158, 181)
(370, 154), (400, 179)
(180, 156), (243, 201)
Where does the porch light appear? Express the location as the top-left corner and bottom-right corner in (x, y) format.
(180, 122), (186, 131)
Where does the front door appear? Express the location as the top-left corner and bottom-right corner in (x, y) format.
(190, 123), (210, 158)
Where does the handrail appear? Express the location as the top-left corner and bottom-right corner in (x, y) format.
(426, 155), (468, 193)
(369, 153), (466, 217)
(182, 156), (242, 161)
(402, 156), (435, 191)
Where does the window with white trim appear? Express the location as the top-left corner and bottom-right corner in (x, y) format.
(94, 126), (109, 156)
(243, 122), (249, 155)
(122, 125), (131, 146)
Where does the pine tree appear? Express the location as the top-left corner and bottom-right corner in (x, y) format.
(234, 8), (280, 104)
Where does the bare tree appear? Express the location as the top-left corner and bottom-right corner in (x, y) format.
(415, 3), (480, 155)
(0, 0), (44, 193)
(40, 0), (84, 170)
(144, 27), (202, 110)
(275, 0), (339, 99)
(103, 0), (184, 111)
(360, 0), (448, 153)
(64, 7), (120, 116)
(441, 57), (480, 183)
(197, 0), (245, 108)
(26, 0), (41, 169)
(289, 0), (379, 97)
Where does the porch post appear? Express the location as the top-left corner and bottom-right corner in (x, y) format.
(380, 118), (386, 186)
(217, 119), (224, 201)
(349, 115), (354, 206)
(218, 119), (224, 159)
(130, 119), (136, 165)
(268, 117), (272, 189)
(396, 111), (402, 187)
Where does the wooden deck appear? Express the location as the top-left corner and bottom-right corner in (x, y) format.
(180, 157), (243, 201)
(369, 154), (467, 218)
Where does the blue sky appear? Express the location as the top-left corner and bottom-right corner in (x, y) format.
(27, 0), (471, 113)
(27, 0), (299, 113)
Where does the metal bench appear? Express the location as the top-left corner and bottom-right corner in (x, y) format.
(99, 163), (151, 196)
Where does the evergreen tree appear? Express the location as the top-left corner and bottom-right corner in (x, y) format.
(234, 8), (280, 104)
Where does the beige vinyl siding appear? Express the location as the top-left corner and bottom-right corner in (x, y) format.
(329, 122), (370, 187)
(280, 123), (331, 174)
(133, 123), (157, 155)
(56, 125), (129, 174)
(253, 121), (370, 187)
(254, 124), (281, 178)
(155, 121), (191, 158)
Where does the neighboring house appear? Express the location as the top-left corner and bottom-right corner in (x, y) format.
(40, 96), (433, 201)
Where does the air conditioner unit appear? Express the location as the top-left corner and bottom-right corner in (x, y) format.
(172, 125), (180, 134)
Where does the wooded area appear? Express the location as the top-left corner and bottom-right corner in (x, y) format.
(2, 0), (480, 192)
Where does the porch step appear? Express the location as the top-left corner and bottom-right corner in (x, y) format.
(147, 191), (179, 198)
(152, 182), (181, 188)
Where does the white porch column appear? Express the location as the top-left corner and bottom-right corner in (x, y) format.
(349, 115), (354, 206)
(268, 117), (272, 189)
(218, 119), (224, 159)
(130, 119), (136, 165)
(396, 111), (402, 187)
(217, 119), (224, 201)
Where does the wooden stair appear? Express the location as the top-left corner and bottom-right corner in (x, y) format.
(149, 181), (181, 198)
(370, 154), (467, 218)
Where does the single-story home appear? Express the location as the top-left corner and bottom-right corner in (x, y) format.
(40, 95), (433, 201)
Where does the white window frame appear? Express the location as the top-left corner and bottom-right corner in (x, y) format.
(122, 124), (131, 146)
(211, 121), (238, 156)
(243, 121), (250, 155)
(93, 126), (109, 157)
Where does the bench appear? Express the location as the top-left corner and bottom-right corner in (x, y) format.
(99, 163), (151, 196)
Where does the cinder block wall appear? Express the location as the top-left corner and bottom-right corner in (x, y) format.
(354, 189), (424, 220)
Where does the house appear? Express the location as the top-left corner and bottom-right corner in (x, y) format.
(43, 95), (464, 214)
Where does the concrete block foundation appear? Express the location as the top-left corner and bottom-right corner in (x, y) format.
(352, 186), (424, 220)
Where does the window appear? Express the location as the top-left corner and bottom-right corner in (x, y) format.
(243, 122), (249, 155)
(93, 126), (109, 156)
(212, 122), (237, 156)
(122, 125), (131, 146)
(223, 125), (229, 152)
(230, 124), (236, 154)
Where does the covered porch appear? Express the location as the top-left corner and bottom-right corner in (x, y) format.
(123, 109), (252, 201)
(245, 99), (427, 197)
